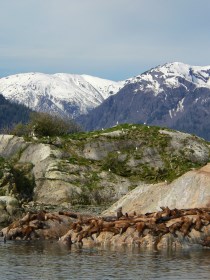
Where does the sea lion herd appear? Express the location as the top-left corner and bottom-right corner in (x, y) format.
(1, 206), (210, 247)
(58, 206), (210, 247)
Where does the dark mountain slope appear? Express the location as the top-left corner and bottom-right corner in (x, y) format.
(77, 62), (210, 140)
(0, 94), (32, 131)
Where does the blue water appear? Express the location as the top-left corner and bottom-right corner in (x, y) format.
(0, 239), (209, 279)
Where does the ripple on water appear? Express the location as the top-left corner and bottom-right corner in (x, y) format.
(0, 240), (210, 280)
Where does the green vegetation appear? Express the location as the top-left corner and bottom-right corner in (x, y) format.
(64, 123), (209, 184)
(0, 94), (31, 132)
(0, 122), (209, 205)
(9, 112), (82, 138)
(11, 163), (35, 200)
(0, 157), (5, 179)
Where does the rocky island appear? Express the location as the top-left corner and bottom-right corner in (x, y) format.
(0, 124), (210, 248)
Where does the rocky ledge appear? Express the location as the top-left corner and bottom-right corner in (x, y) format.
(1, 207), (210, 249)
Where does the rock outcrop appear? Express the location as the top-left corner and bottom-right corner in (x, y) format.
(0, 124), (209, 208)
(2, 207), (210, 249)
(103, 164), (210, 216)
(0, 196), (21, 226)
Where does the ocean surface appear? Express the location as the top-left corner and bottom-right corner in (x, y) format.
(0, 239), (209, 280)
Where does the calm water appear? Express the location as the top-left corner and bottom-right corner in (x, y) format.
(0, 239), (209, 280)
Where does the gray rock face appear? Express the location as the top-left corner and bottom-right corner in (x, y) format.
(0, 127), (209, 207)
(0, 135), (28, 158)
(0, 135), (130, 205)
(103, 164), (210, 216)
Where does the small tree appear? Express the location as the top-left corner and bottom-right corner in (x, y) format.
(30, 112), (81, 137)
(9, 122), (31, 137)
(9, 112), (82, 137)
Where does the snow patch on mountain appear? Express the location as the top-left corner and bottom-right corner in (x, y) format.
(126, 62), (210, 96)
(0, 72), (124, 118)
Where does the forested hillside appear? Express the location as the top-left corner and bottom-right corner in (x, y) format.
(0, 94), (32, 131)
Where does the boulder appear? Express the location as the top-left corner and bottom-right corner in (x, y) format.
(0, 196), (21, 226)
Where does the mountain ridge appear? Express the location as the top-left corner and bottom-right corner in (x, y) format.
(1, 62), (210, 140)
(77, 62), (210, 140)
(0, 72), (124, 119)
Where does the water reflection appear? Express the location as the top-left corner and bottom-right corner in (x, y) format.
(0, 240), (209, 280)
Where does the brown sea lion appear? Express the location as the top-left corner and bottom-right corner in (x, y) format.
(6, 227), (22, 240)
(201, 212), (210, 224)
(180, 217), (193, 237)
(19, 212), (32, 225)
(160, 206), (171, 217)
(193, 215), (203, 232)
(145, 220), (169, 236)
(35, 211), (47, 221)
(182, 209), (199, 216)
(44, 213), (63, 223)
(170, 208), (181, 217)
(75, 224), (83, 233)
(168, 221), (183, 237)
(200, 236), (210, 247)
(21, 225), (34, 240)
(98, 220), (120, 235)
(6, 220), (21, 234)
(58, 211), (78, 219)
(116, 207), (123, 220)
(135, 222), (146, 237)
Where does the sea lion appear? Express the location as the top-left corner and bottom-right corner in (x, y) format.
(116, 207), (123, 220)
(44, 213), (63, 223)
(168, 221), (183, 237)
(170, 208), (181, 217)
(58, 211), (78, 219)
(200, 236), (210, 247)
(76, 224), (100, 243)
(201, 212), (210, 224)
(183, 209), (199, 216)
(160, 206), (171, 217)
(19, 212), (31, 225)
(180, 217), (193, 237)
(21, 225), (34, 240)
(135, 222), (145, 237)
(145, 220), (169, 236)
(6, 220), (21, 234)
(193, 215), (203, 232)
(155, 223), (169, 235)
(35, 211), (47, 221)
(156, 216), (171, 224)
(99, 221), (118, 234)
(59, 233), (73, 246)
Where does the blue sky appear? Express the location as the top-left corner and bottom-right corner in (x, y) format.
(1, 0), (210, 80)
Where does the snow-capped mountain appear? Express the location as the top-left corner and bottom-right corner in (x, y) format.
(124, 62), (210, 95)
(78, 62), (210, 140)
(0, 72), (124, 118)
(1, 62), (210, 140)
